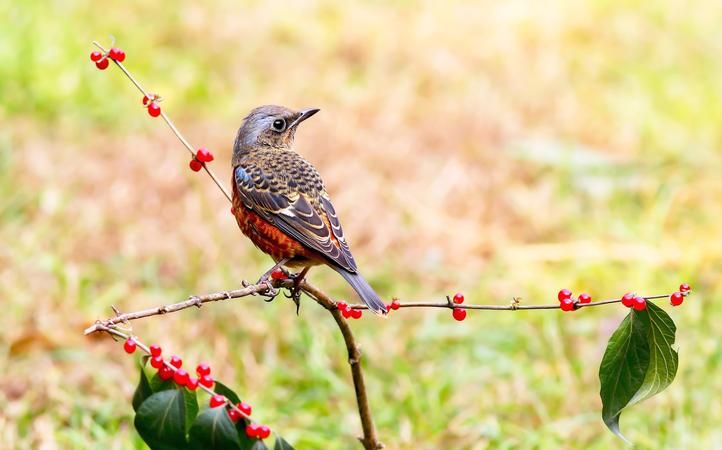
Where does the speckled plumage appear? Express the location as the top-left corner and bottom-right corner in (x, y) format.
(230, 105), (386, 315)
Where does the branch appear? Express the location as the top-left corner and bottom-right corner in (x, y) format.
(85, 278), (681, 449)
(92, 41), (231, 202)
(86, 276), (384, 449)
(85, 285), (680, 337)
(296, 282), (383, 450)
(83, 280), (277, 335)
(86, 41), (688, 450)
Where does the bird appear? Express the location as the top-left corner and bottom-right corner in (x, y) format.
(230, 105), (387, 316)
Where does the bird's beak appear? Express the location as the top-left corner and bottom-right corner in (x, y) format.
(290, 108), (320, 128)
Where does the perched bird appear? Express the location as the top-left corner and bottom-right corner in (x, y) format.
(230, 105), (387, 316)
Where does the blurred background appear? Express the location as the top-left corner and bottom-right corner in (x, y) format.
(1, 0), (720, 449)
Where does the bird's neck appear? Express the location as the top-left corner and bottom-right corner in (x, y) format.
(231, 144), (294, 166)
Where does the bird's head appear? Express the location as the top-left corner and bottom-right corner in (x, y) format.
(232, 105), (319, 163)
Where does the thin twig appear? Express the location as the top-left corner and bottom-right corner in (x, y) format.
(92, 41), (232, 202)
(84, 281), (275, 335)
(347, 293), (676, 311)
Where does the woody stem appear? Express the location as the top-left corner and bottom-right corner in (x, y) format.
(299, 282), (383, 450)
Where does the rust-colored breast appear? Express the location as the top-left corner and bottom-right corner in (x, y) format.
(231, 183), (320, 267)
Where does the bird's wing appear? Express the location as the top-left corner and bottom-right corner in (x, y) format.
(234, 165), (357, 272)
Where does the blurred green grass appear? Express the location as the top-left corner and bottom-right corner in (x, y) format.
(2, 0), (722, 449)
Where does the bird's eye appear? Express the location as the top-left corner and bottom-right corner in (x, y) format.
(272, 119), (286, 132)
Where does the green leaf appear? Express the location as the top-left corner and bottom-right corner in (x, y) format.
(150, 372), (175, 393)
(182, 387), (199, 434)
(629, 303), (678, 406)
(235, 418), (256, 449)
(273, 436), (295, 450)
(212, 379), (257, 448)
(213, 380), (242, 405)
(134, 390), (190, 450)
(599, 302), (678, 441)
(250, 440), (269, 450)
(133, 365), (153, 412)
(188, 406), (241, 450)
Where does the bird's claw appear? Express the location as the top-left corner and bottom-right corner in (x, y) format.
(283, 272), (306, 315)
(283, 289), (302, 314)
(261, 281), (279, 302)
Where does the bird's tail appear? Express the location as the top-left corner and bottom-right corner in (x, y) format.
(334, 268), (388, 316)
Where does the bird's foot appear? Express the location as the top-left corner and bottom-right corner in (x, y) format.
(283, 269), (309, 315)
(261, 281), (280, 302)
(242, 279), (279, 301)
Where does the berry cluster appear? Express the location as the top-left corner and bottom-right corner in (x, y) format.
(557, 289), (592, 312)
(89, 47), (125, 70)
(189, 147), (215, 172)
(451, 292), (467, 321)
(557, 282), (692, 312)
(335, 300), (363, 319)
(142, 94), (162, 117)
(670, 283), (691, 306)
(619, 292), (647, 311)
(122, 336), (271, 440)
(385, 298), (401, 313)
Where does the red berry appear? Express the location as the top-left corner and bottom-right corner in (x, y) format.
(238, 401), (252, 416)
(632, 296), (647, 311)
(123, 338), (137, 354)
(679, 283), (691, 293)
(196, 363), (211, 377)
(189, 159), (203, 172)
(147, 102), (161, 117)
(350, 308), (363, 319)
(578, 293), (592, 304)
(258, 424), (271, 439)
(670, 291), (684, 306)
(336, 300), (348, 311)
(90, 51), (103, 62)
(169, 355), (182, 369)
(159, 365), (174, 380)
(108, 47), (126, 62)
(173, 369), (189, 386)
(196, 148), (214, 163)
(621, 292), (635, 308)
(270, 268), (285, 280)
(149, 344), (162, 357)
(246, 423), (260, 438)
(453, 293), (465, 304)
(209, 394), (226, 408)
(558, 289), (573, 302)
(199, 374), (214, 388)
(342, 308), (352, 318)
(560, 298), (576, 311)
(452, 308), (467, 321)
(150, 355), (164, 369)
(95, 58), (109, 70)
(142, 95), (150, 106)
(186, 377), (199, 391)
(228, 408), (242, 422)
(390, 299), (401, 310)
